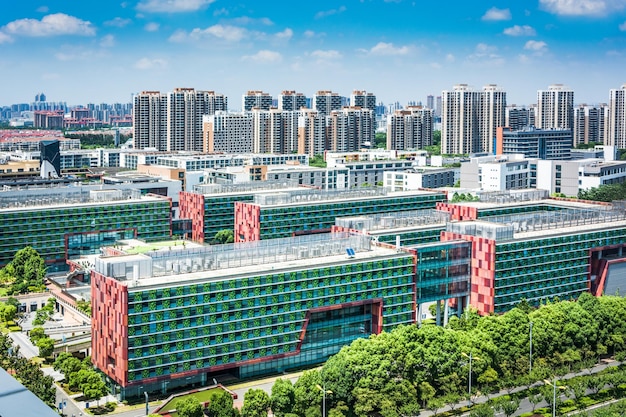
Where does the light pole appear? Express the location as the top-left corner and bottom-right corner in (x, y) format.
(544, 378), (565, 417)
(461, 352), (481, 407)
(144, 391), (149, 416)
(316, 384), (332, 417)
(529, 321), (533, 374)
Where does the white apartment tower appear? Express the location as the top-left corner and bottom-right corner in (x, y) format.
(386, 106), (433, 151)
(298, 109), (327, 157)
(166, 88), (228, 152)
(536, 84), (574, 130)
(242, 91), (273, 111)
(278, 91), (308, 111)
(607, 85), (626, 148)
(314, 91), (344, 116)
(328, 107), (374, 152)
(574, 104), (608, 146)
(441, 84), (506, 154)
(203, 111), (254, 154)
(350, 90), (377, 111)
(133, 91), (167, 150)
(251, 109), (299, 154)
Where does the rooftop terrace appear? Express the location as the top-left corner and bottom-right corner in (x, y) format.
(0, 187), (145, 210)
(335, 209), (450, 232)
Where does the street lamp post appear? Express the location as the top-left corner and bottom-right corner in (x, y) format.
(544, 378), (565, 417)
(144, 391), (149, 416)
(529, 321), (533, 374)
(316, 384), (332, 417)
(461, 352), (481, 407)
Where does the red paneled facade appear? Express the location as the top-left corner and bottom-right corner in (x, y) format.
(436, 202), (479, 221)
(91, 271), (129, 386)
(179, 191), (206, 243)
(234, 202), (261, 242)
(442, 231), (496, 315)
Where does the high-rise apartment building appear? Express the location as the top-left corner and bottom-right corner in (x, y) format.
(441, 84), (506, 155)
(298, 109), (327, 156)
(278, 91), (308, 111)
(242, 90), (273, 111)
(133, 89), (227, 151)
(536, 84), (574, 130)
(386, 106), (433, 151)
(252, 109), (299, 154)
(607, 84), (626, 148)
(203, 111), (254, 154)
(328, 107), (374, 152)
(574, 104), (607, 146)
(350, 90), (376, 111)
(314, 91), (343, 116)
(505, 106), (535, 131)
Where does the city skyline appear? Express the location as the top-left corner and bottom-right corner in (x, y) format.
(2, 1), (626, 107)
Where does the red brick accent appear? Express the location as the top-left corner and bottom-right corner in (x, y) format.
(179, 192), (206, 243)
(436, 202), (478, 221)
(234, 202), (261, 242)
(91, 271), (128, 386)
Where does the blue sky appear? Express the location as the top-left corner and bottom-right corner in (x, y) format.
(1, 0), (626, 108)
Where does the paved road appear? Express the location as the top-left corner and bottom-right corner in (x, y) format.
(8, 331), (38, 359)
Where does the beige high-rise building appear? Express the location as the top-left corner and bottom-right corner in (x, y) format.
(536, 84), (574, 130)
(251, 109), (299, 154)
(441, 84), (506, 154)
(242, 91), (273, 111)
(133, 88), (227, 152)
(350, 90), (376, 111)
(387, 106), (433, 151)
(607, 84), (626, 148)
(298, 109), (326, 156)
(133, 91), (167, 150)
(574, 104), (608, 146)
(278, 91), (308, 111)
(203, 111), (253, 154)
(328, 107), (374, 152)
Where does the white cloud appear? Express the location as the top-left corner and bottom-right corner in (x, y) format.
(275, 28), (293, 40)
(524, 39), (548, 54)
(100, 34), (115, 47)
(445, 53), (455, 63)
(170, 24), (247, 42)
(3, 13), (96, 37)
(304, 30), (316, 38)
(213, 7), (228, 16)
(503, 25), (536, 36)
(134, 57), (168, 69)
(482, 7), (511, 21)
(364, 42), (411, 56)
(144, 22), (160, 32)
(231, 16), (273, 26)
(137, 0), (215, 13)
(0, 32), (12, 44)
(104, 17), (132, 27)
(619, 21), (626, 30)
(315, 6), (347, 19)
(466, 43), (505, 66)
(518, 54), (531, 63)
(36, 6), (49, 13)
(242, 50), (282, 63)
(539, 0), (626, 16)
(310, 50), (342, 60)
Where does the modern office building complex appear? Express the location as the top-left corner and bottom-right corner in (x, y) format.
(496, 127), (572, 160)
(0, 188), (172, 270)
(92, 232), (418, 398)
(537, 84), (574, 130)
(234, 188), (446, 242)
(441, 84), (506, 155)
(387, 107), (433, 151)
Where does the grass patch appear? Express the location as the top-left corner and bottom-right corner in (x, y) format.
(159, 388), (224, 413)
(124, 240), (189, 255)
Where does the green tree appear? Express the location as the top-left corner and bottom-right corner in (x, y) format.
(375, 132), (386, 149)
(469, 403), (495, 417)
(205, 390), (237, 417)
(79, 369), (108, 406)
(29, 326), (46, 344)
(0, 302), (17, 322)
(214, 230), (234, 244)
(271, 378), (295, 417)
(4, 246), (46, 295)
(494, 396), (520, 417)
(309, 154), (327, 168)
(176, 397), (203, 417)
(54, 352), (87, 376)
(242, 389), (271, 417)
(292, 370), (322, 417)
(36, 336), (55, 358)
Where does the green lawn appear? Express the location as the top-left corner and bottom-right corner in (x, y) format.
(124, 240), (189, 255)
(159, 387), (224, 413)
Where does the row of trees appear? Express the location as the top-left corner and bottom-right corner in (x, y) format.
(578, 181), (626, 202)
(54, 352), (108, 406)
(0, 331), (56, 408)
(0, 246), (47, 295)
(251, 294), (626, 417)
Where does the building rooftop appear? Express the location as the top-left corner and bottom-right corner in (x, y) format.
(0, 367), (59, 417)
(335, 209), (450, 233)
(94, 232), (400, 289)
(193, 181), (301, 196)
